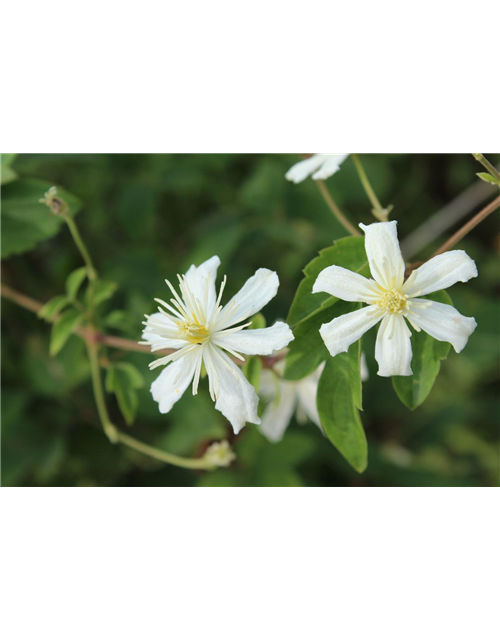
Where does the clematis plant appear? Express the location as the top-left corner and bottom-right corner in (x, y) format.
(313, 221), (478, 377)
(141, 256), (294, 433)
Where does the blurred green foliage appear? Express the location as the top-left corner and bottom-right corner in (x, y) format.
(1, 153), (499, 486)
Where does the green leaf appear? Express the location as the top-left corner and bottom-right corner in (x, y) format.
(113, 362), (145, 389)
(49, 309), (84, 356)
(87, 280), (118, 307)
(287, 236), (367, 327)
(250, 312), (266, 329)
(284, 300), (356, 380)
(476, 172), (500, 186)
(65, 266), (88, 300)
(103, 310), (135, 333)
(317, 343), (367, 473)
(1, 154), (18, 185)
(105, 364), (139, 426)
(1, 178), (82, 258)
(392, 291), (453, 410)
(38, 295), (70, 321)
(243, 356), (262, 390)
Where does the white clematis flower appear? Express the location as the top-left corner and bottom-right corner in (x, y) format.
(258, 353), (369, 442)
(285, 154), (349, 183)
(141, 256), (294, 434)
(313, 221), (478, 377)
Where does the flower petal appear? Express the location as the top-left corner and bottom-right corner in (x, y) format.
(296, 375), (322, 428)
(259, 383), (297, 442)
(206, 346), (260, 434)
(402, 251), (478, 297)
(311, 153), (349, 180)
(360, 221), (405, 291)
(408, 299), (477, 353)
(313, 265), (379, 303)
(217, 268), (279, 328)
(375, 314), (412, 377)
(142, 312), (187, 349)
(285, 155), (325, 183)
(214, 321), (294, 356)
(184, 255), (220, 318)
(319, 305), (384, 358)
(150, 349), (200, 414)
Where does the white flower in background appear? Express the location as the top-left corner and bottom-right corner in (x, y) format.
(258, 353), (369, 443)
(313, 221), (478, 377)
(141, 256), (294, 434)
(285, 153), (349, 184)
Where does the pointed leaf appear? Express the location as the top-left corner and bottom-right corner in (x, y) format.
(38, 295), (70, 321)
(65, 266), (88, 300)
(114, 362), (145, 389)
(50, 309), (84, 356)
(87, 280), (118, 307)
(317, 343), (367, 473)
(106, 364), (138, 426)
(1, 154), (18, 185)
(476, 172), (500, 186)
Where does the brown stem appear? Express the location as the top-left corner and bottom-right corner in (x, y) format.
(430, 194), (500, 258)
(404, 194), (500, 276)
(315, 180), (361, 237)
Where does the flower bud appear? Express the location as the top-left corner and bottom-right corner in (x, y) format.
(204, 440), (236, 468)
(39, 186), (69, 216)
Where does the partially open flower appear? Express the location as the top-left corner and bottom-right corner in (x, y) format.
(285, 154), (349, 184)
(313, 221), (478, 377)
(141, 256), (294, 433)
(204, 440), (236, 468)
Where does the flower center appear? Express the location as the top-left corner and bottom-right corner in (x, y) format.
(177, 320), (210, 344)
(378, 289), (407, 314)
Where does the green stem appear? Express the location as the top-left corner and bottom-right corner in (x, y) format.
(85, 331), (212, 470)
(351, 153), (391, 221)
(62, 213), (97, 281)
(115, 431), (213, 470)
(86, 337), (118, 442)
(472, 153), (500, 182)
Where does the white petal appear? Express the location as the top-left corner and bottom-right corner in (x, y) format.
(285, 155), (325, 183)
(313, 265), (379, 303)
(184, 255), (220, 318)
(375, 314), (412, 377)
(259, 383), (297, 443)
(150, 349), (200, 414)
(311, 153), (349, 180)
(360, 221), (405, 291)
(206, 346), (260, 434)
(408, 299), (477, 353)
(296, 376), (321, 428)
(402, 251), (478, 298)
(217, 268), (279, 328)
(319, 305), (384, 358)
(214, 321), (294, 356)
(141, 312), (187, 349)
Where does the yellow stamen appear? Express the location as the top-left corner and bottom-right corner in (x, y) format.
(377, 289), (408, 314)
